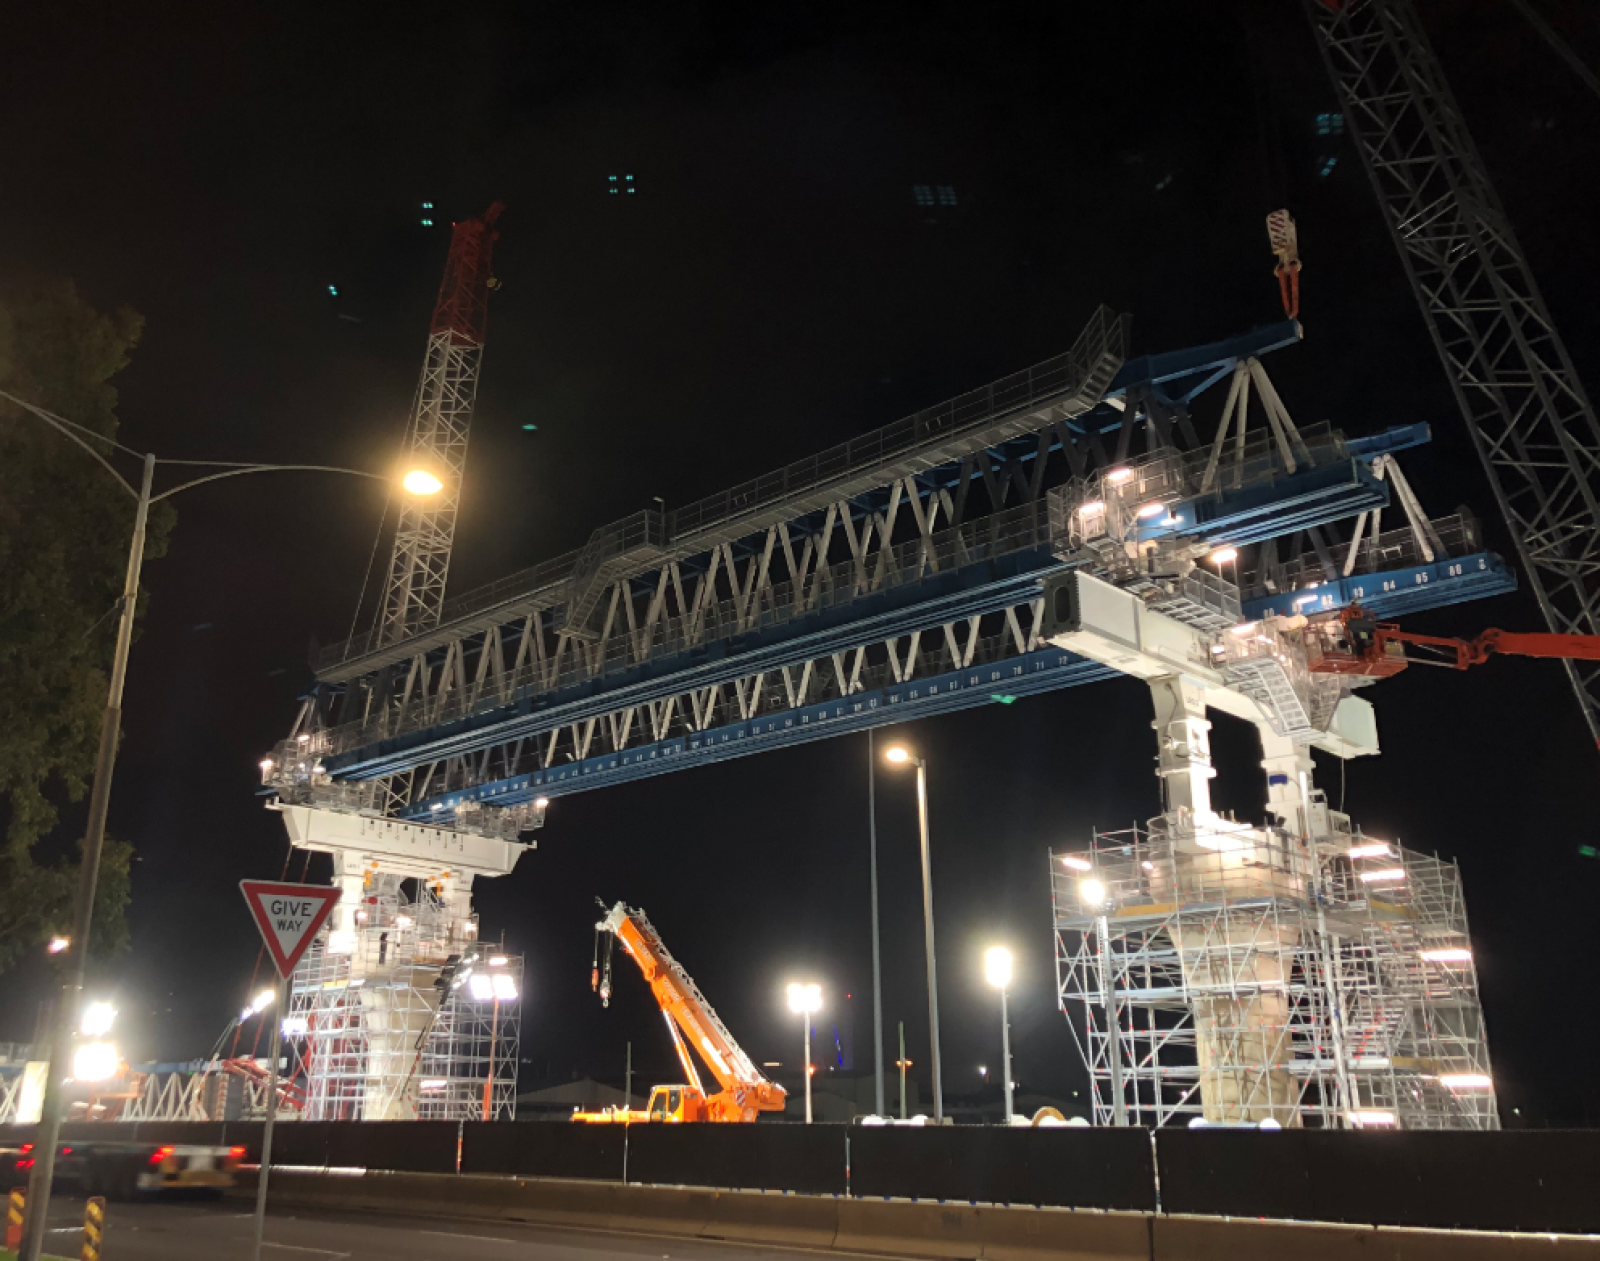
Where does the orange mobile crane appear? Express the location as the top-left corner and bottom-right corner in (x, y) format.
(1306, 605), (1600, 678)
(573, 901), (787, 1124)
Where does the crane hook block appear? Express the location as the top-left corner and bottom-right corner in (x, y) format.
(1267, 208), (1302, 320)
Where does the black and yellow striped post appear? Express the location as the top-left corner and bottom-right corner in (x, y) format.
(79, 1196), (105, 1261)
(5, 1187), (24, 1250)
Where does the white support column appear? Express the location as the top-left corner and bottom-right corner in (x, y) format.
(1148, 675), (1216, 832)
(1258, 724), (1317, 839)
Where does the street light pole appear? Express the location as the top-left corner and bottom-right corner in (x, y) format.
(802, 1009), (813, 1125)
(19, 452), (153, 1261)
(867, 730), (885, 1117)
(985, 946), (1015, 1126)
(912, 758), (944, 1124)
(2, 387), (438, 1261)
(883, 745), (944, 1125)
(999, 986), (1014, 1125)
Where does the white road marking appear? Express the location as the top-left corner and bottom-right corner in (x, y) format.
(417, 1229), (520, 1244)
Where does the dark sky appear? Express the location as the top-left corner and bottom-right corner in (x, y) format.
(3, 1), (1599, 1123)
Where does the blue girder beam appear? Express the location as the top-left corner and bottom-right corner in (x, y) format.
(410, 552), (1514, 816)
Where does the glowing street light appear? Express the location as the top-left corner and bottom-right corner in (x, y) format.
(787, 983), (822, 1124)
(882, 744), (945, 1123)
(984, 946), (1015, 1124)
(80, 1003), (116, 1039)
(1209, 547), (1238, 566)
(46, 937), (70, 955)
(402, 469), (445, 496)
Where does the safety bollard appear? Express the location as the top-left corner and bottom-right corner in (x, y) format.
(5, 1187), (24, 1250)
(79, 1196), (105, 1261)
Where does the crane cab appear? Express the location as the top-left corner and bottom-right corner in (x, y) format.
(646, 1084), (707, 1122)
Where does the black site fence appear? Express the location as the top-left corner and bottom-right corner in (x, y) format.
(2, 1119), (1595, 1236)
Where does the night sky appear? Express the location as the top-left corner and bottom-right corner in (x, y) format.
(3, 2), (1599, 1124)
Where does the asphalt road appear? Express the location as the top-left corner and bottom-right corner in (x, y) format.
(39, 1195), (884, 1261)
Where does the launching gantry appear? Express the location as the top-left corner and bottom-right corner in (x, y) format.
(1039, 461), (1497, 1130)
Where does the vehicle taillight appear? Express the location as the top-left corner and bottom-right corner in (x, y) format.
(148, 1144), (175, 1166)
(16, 1159), (34, 1170)
(228, 1145), (246, 1163)
(19, 1143), (32, 1154)
(60, 1147), (71, 1155)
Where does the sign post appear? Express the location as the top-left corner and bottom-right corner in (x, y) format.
(239, 881), (341, 1261)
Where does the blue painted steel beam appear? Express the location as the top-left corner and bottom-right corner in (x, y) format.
(1242, 551), (1516, 621)
(1102, 320), (1302, 406)
(330, 455), (1395, 780)
(410, 551), (1513, 818)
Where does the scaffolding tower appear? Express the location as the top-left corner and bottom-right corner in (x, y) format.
(285, 878), (520, 1121)
(1053, 815), (1496, 1131)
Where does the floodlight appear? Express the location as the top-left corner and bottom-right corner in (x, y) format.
(1079, 879), (1107, 907)
(984, 947), (1013, 990)
(1061, 855), (1092, 872)
(250, 988), (276, 1014)
(787, 983), (822, 1014)
(1105, 467), (1134, 485)
(491, 973), (518, 1001)
(1209, 547), (1238, 565)
(468, 973), (494, 1001)
(1438, 1074), (1492, 1090)
(73, 1042), (119, 1082)
(883, 746), (910, 764)
(80, 1002), (116, 1038)
(1420, 948), (1473, 963)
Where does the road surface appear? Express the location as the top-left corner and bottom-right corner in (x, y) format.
(39, 1195), (887, 1261)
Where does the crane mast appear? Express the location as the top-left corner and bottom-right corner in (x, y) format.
(1305, 1), (1600, 748)
(588, 901), (786, 1123)
(376, 201), (505, 648)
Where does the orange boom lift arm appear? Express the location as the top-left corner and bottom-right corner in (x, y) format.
(576, 901), (786, 1123)
(1308, 605), (1600, 678)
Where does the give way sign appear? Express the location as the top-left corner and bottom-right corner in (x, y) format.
(240, 881), (343, 977)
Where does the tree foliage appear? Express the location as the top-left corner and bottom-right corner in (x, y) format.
(0, 281), (168, 972)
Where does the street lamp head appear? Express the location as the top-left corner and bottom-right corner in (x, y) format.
(1209, 546), (1238, 566)
(250, 988), (276, 1014)
(883, 746), (911, 765)
(80, 1002), (117, 1038)
(984, 946), (1013, 990)
(787, 982), (822, 1014)
(403, 469), (445, 496)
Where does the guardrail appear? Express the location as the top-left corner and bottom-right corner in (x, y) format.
(3, 1120), (1595, 1235)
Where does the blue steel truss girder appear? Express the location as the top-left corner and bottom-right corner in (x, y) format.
(322, 450), (1400, 780)
(405, 551), (1510, 819)
(312, 321), (1311, 685)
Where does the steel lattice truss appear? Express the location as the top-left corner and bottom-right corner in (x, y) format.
(270, 314), (1516, 829)
(1308, 0), (1600, 744)
(377, 328), (481, 648)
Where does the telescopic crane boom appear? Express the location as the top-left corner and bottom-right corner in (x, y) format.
(577, 901), (786, 1124)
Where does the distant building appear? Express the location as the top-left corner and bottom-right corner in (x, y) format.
(516, 1077), (644, 1121)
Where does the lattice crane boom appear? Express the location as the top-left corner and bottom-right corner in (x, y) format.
(1305, 1), (1600, 748)
(376, 201), (505, 649)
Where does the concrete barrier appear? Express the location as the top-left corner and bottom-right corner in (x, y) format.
(248, 1169), (1600, 1261)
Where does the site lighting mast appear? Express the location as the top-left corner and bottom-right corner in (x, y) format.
(788, 983), (822, 1124)
(984, 947), (1015, 1125)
